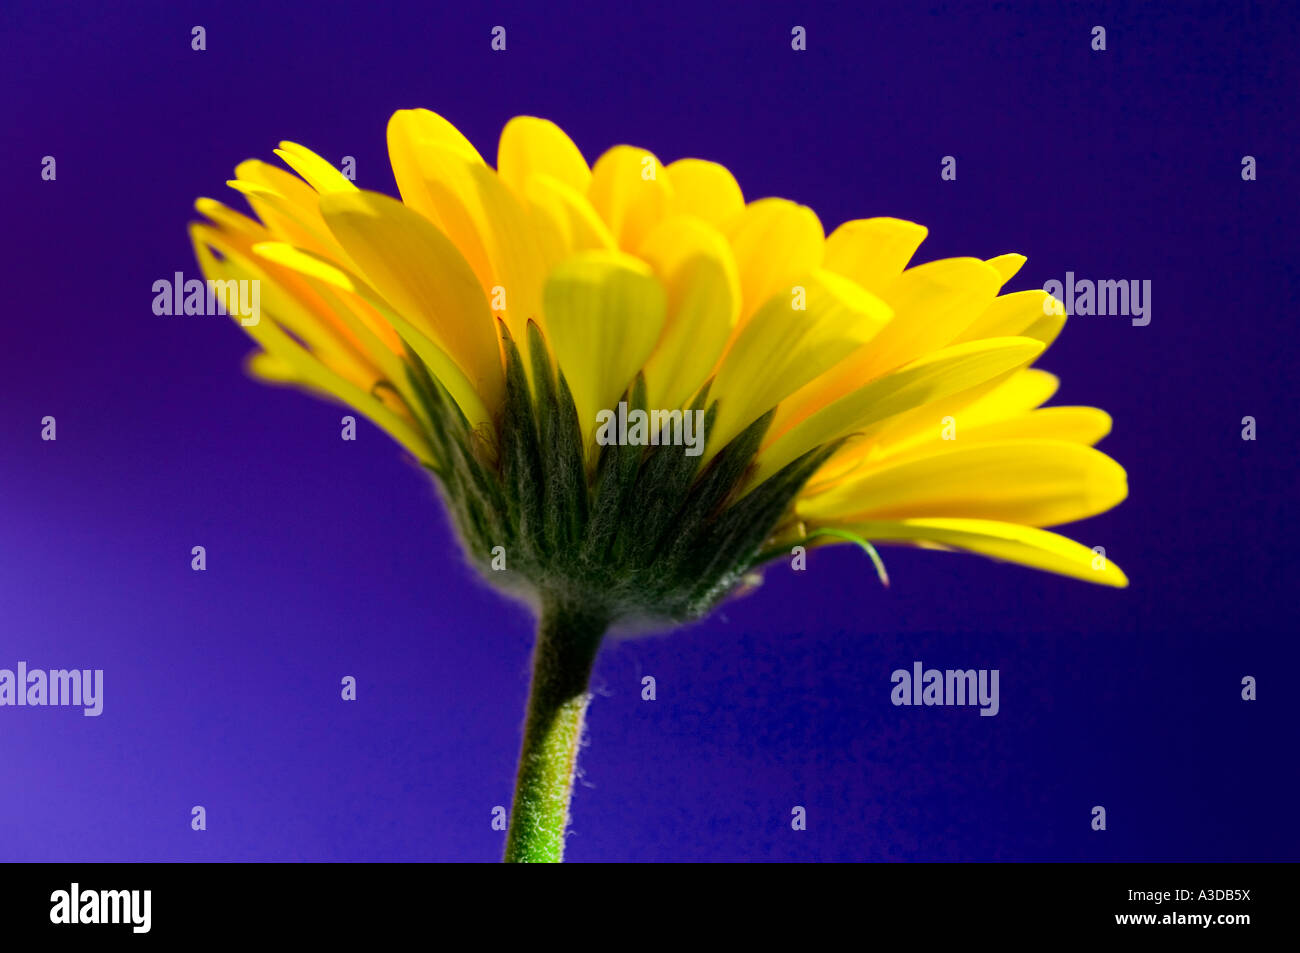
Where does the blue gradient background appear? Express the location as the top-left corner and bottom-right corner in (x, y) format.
(2, 0), (1296, 861)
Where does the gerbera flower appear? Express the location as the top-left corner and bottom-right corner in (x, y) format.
(189, 109), (1127, 861)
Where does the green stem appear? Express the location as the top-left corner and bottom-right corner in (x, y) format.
(503, 596), (608, 862)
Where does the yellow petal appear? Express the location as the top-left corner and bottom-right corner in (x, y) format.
(246, 349), (298, 384)
(389, 108), (484, 163)
(822, 518), (1128, 587)
(242, 349), (416, 432)
(706, 270), (890, 457)
(195, 197), (267, 240)
(273, 142), (359, 195)
(587, 145), (675, 251)
(227, 161), (354, 266)
(861, 366), (1062, 461)
(250, 240), (492, 432)
(385, 110), (496, 291)
(1020, 309), (1067, 349)
(523, 173), (616, 253)
(248, 242), (410, 386)
(798, 439), (1128, 528)
(227, 178), (331, 257)
(725, 198), (824, 325)
(386, 109), (485, 228)
(805, 365), (1060, 494)
(230, 158), (339, 250)
(190, 224), (436, 466)
(953, 289), (1064, 346)
(953, 407), (1112, 446)
(752, 337), (1045, 488)
(956, 367), (1060, 420)
(985, 253), (1027, 287)
(823, 217), (928, 293)
(859, 258), (1004, 377)
(666, 158), (744, 227)
(542, 250), (667, 452)
(318, 190), (504, 414)
(191, 222), (377, 386)
(497, 116), (591, 196)
(828, 367), (1062, 478)
(773, 257), (1003, 433)
(965, 288), (1068, 351)
(397, 140), (554, 344)
(636, 215), (740, 410)
(233, 157), (320, 203)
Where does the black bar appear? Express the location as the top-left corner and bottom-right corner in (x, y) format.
(0, 862), (1284, 941)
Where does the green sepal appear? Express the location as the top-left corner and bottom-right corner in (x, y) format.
(618, 384), (713, 570)
(582, 373), (648, 567)
(655, 407), (773, 577)
(527, 321), (588, 559)
(499, 324), (547, 562)
(403, 342), (509, 557)
(416, 331), (846, 625)
(752, 526), (891, 588)
(681, 440), (843, 614)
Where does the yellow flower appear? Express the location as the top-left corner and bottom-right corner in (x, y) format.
(191, 109), (1127, 600)
(190, 109), (1129, 862)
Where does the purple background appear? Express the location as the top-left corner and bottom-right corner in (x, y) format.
(2, 0), (1296, 861)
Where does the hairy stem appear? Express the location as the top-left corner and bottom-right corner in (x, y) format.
(503, 597), (608, 862)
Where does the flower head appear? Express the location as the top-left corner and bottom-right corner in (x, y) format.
(191, 109), (1127, 624)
